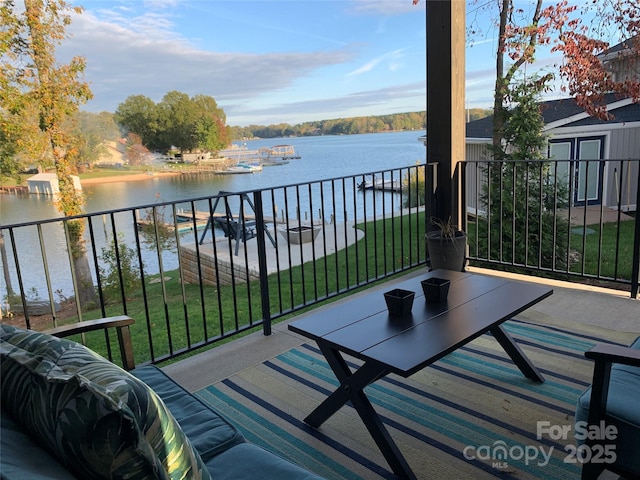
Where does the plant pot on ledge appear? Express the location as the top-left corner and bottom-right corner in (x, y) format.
(425, 218), (467, 272)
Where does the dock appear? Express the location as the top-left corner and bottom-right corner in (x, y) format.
(259, 145), (300, 161)
(357, 178), (403, 192)
(136, 209), (209, 233)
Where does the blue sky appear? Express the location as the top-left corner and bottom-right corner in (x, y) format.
(63, 0), (569, 126)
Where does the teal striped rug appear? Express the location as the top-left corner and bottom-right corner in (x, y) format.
(195, 319), (634, 479)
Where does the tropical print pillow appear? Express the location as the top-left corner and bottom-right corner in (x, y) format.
(0, 324), (212, 480)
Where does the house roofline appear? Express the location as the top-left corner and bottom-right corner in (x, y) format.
(542, 97), (635, 131)
(465, 119), (640, 143)
(547, 120), (640, 135)
(597, 36), (639, 61)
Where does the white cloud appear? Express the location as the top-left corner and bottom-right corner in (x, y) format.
(347, 48), (406, 76)
(61, 9), (357, 114)
(348, 0), (423, 16)
(231, 81), (425, 121)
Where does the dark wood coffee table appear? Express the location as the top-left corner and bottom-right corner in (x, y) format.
(288, 269), (553, 479)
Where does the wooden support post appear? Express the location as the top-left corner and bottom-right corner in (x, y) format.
(426, 0), (466, 227)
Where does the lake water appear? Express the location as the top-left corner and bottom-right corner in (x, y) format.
(1, 130), (425, 224)
(0, 131), (425, 300)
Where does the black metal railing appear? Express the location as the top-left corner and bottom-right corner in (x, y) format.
(460, 158), (639, 297)
(1, 159), (638, 366)
(1, 165), (428, 365)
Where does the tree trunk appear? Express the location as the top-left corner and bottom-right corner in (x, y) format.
(73, 246), (96, 306)
(24, 0), (97, 308)
(492, 0), (544, 153)
(492, 0), (510, 152)
(62, 194), (98, 308)
(1, 232), (14, 299)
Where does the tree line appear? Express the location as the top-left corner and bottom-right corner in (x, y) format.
(0, 102), (489, 181)
(229, 109), (491, 140)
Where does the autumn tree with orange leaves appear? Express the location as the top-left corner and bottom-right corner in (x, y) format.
(415, 0), (640, 149)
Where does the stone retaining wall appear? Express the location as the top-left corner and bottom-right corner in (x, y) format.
(179, 245), (260, 285)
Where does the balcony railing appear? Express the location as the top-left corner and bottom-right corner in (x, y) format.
(460, 158), (639, 297)
(1, 165), (428, 365)
(1, 159), (638, 366)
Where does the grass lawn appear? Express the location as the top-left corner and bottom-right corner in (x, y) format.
(466, 215), (636, 281)
(568, 217), (636, 279)
(78, 167), (147, 179)
(64, 210), (428, 365)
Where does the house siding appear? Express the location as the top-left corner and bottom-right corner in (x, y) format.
(463, 142), (491, 216)
(605, 126), (640, 211)
(462, 121), (638, 214)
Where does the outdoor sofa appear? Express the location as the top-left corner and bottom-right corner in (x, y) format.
(0, 317), (323, 480)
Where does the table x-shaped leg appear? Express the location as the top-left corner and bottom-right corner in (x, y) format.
(305, 342), (417, 480)
(490, 325), (545, 382)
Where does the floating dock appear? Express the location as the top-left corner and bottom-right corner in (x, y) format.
(357, 179), (402, 192)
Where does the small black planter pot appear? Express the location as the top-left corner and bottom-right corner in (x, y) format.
(384, 289), (415, 317)
(421, 277), (450, 303)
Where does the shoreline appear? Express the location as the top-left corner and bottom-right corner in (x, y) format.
(79, 171), (180, 185)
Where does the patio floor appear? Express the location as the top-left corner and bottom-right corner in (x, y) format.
(165, 267), (639, 391)
(560, 205), (634, 226)
(190, 219), (364, 277)
(163, 268), (638, 479)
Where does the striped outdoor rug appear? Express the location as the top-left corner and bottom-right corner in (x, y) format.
(195, 319), (635, 480)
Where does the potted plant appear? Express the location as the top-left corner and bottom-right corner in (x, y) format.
(425, 217), (467, 272)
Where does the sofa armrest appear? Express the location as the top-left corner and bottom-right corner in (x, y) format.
(585, 343), (640, 366)
(43, 316), (135, 370)
(583, 339), (640, 433)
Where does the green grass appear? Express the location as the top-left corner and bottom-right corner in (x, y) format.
(67, 212), (428, 366)
(466, 216), (636, 281)
(568, 219), (636, 279)
(78, 167), (147, 179)
(1, 167), (149, 187)
(0, 173), (30, 187)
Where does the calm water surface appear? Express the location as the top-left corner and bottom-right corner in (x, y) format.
(1, 131), (424, 224)
(0, 131), (425, 299)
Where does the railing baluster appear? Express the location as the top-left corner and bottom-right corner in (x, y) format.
(253, 191), (271, 335)
(36, 224), (57, 326)
(318, 182), (329, 296)
(632, 166), (640, 298)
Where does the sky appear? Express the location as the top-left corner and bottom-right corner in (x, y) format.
(60, 0), (571, 127)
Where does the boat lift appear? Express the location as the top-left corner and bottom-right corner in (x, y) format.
(198, 191), (276, 255)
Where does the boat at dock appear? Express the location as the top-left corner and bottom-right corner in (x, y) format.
(221, 162), (262, 174)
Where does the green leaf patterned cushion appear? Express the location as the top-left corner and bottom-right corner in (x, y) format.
(0, 324), (212, 480)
